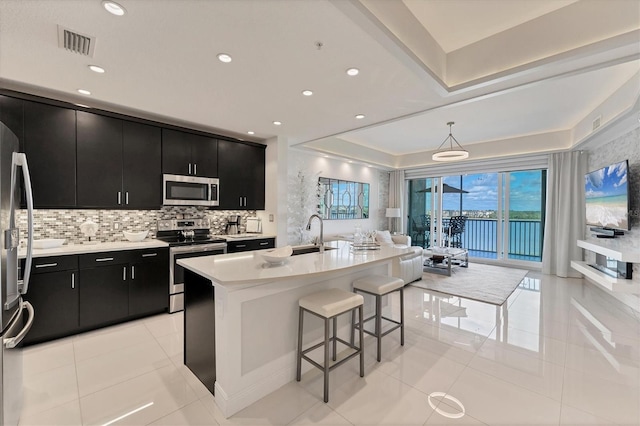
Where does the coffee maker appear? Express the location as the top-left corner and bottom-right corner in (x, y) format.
(225, 215), (241, 235)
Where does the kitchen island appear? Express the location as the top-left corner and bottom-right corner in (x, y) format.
(177, 240), (413, 417)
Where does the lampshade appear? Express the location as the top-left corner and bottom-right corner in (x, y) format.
(386, 208), (401, 218)
(432, 122), (469, 162)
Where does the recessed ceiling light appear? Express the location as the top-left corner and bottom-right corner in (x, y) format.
(323, 155), (329, 158)
(77, 89), (91, 95)
(346, 68), (359, 76)
(348, 160), (353, 163)
(88, 65), (105, 73)
(273, 121), (282, 126)
(302, 90), (313, 96)
(217, 53), (232, 63)
(247, 131), (255, 135)
(102, 1), (126, 16)
(355, 114), (365, 119)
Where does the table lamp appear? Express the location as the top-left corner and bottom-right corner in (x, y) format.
(385, 208), (401, 234)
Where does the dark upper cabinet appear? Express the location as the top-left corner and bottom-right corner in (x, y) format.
(77, 112), (123, 208)
(218, 140), (265, 210)
(123, 121), (162, 208)
(0, 95), (24, 145)
(23, 101), (77, 208)
(77, 112), (162, 208)
(162, 129), (218, 177)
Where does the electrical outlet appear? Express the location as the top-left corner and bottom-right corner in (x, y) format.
(269, 214), (274, 222)
(113, 221), (121, 230)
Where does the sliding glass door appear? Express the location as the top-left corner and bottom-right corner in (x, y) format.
(407, 169), (546, 264)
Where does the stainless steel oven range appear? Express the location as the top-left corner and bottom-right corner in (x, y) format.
(156, 218), (226, 313)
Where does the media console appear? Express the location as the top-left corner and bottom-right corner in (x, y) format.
(571, 240), (640, 294)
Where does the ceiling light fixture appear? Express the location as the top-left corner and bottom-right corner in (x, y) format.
(432, 122), (469, 162)
(273, 121), (282, 126)
(102, 1), (126, 16)
(77, 89), (91, 95)
(346, 68), (359, 76)
(247, 131), (255, 135)
(355, 114), (365, 119)
(302, 90), (313, 96)
(217, 53), (232, 63)
(88, 65), (105, 73)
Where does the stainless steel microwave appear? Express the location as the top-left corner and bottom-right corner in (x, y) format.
(163, 174), (219, 206)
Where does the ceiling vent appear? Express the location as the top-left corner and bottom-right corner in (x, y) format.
(57, 25), (96, 57)
(592, 115), (602, 131)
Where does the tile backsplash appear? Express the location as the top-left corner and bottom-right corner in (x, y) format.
(17, 207), (256, 244)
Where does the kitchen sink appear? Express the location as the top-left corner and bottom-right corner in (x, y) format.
(291, 246), (336, 256)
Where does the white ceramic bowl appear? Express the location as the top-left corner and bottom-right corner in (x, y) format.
(32, 239), (66, 249)
(123, 230), (148, 242)
(261, 245), (293, 264)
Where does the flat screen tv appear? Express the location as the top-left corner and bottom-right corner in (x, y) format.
(584, 159), (630, 231)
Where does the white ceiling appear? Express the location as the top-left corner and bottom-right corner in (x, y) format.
(0, 0), (638, 169)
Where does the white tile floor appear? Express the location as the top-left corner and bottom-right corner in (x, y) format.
(19, 271), (640, 425)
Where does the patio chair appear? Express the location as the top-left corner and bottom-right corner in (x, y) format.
(444, 215), (466, 248)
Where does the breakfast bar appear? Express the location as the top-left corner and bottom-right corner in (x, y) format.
(177, 240), (412, 417)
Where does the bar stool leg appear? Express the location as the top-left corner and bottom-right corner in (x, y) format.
(332, 317), (337, 361)
(296, 307), (304, 381)
(350, 304), (356, 346)
(323, 317), (330, 403)
(376, 294), (382, 362)
(358, 305), (364, 377)
(400, 287), (405, 346)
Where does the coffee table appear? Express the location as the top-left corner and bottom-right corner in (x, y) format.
(423, 247), (469, 276)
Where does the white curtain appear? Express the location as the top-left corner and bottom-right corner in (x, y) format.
(542, 151), (587, 277)
(388, 170), (405, 233)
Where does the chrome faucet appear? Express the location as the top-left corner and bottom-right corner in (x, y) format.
(306, 214), (324, 253)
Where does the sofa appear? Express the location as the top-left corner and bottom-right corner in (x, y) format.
(375, 232), (424, 285)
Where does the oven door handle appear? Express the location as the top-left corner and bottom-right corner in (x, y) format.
(170, 244), (227, 254)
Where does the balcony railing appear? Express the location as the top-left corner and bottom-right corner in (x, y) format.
(410, 217), (543, 261)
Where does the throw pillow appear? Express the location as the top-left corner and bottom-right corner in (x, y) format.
(376, 230), (393, 244)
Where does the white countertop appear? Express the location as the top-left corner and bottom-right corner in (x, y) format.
(18, 239), (169, 258)
(221, 234), (276, 241)
(177, 240), (412, 287)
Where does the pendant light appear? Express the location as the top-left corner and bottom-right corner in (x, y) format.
(432, 122), (469, 162)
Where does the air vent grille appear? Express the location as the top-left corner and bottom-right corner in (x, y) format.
(592, 115), (602, 131)
(57, 25), (96, 57)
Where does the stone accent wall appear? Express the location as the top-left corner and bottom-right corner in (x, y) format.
(580, 127), (640, 313)
(17, 207), (256, 244)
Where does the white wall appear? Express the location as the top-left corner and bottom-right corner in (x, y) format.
(287, 149), (388, 245)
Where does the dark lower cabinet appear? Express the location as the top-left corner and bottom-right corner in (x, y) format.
(79, 263), (130, 328)
(226, 238), (275, 253)
(184, 269), (216, 395)
(20, 248), (169, 345)
(23, 269), (79, 345)
(129, 252), (169, 317)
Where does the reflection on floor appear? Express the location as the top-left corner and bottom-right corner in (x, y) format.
(19, 271), (640, 425)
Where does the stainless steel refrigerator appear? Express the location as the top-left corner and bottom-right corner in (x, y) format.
(0, 121), (35, 426)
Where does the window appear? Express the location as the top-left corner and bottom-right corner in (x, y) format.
(407, 169), (546, 263)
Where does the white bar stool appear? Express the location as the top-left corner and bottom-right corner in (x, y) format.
(351, 275), (405, 361)
(296, 288), (365, 403)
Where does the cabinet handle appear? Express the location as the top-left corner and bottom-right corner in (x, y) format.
(71, 273), (75, 289)
(118, 191), (122, 205)
(131, 266), (135, 280)
(194, 163), (197, 175)
(35, 263), (57, 268)
(244, 196), (247, 207)
(189, 163), (192, 175)
(141, 253), (157, 257)
(239, 196), (242, 206)
(123, 266), (127, 281)
(259, 242), (269, 246)
(125, 192), (129, 205)
(95, 257), (114, 262)
(236, 244), (247, 248)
